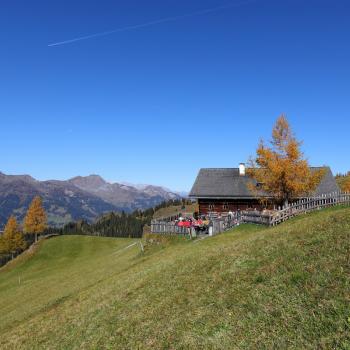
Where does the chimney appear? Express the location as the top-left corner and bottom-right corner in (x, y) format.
(239, 163), (246, 176)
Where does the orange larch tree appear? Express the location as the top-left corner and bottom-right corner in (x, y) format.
(24, 196), (47, 242)
(2, 215), (27, 258)
(247, 115), (324, 206)
(335, 172), (350, 192)
(342, 177), (350, 192)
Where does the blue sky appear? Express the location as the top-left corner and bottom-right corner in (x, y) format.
(0, 0), (349, 191)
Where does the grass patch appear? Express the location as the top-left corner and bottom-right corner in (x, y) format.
(152, 203), (198, 219)
(0, 207), (349, 349)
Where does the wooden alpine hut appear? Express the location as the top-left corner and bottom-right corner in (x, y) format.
(189, 163), (339, 216)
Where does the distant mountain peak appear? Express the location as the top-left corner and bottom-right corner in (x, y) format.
(69, 174), (107, 189)
(0, 171), (36, 183)
(0, 171), (183, 228)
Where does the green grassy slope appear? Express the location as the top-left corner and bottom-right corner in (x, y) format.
(152, 202), (198, 219)
(0, 207), (349, 349)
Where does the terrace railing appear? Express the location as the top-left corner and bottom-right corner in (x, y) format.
(150, 192), (350, 236)
(267, 191), (350, 226)
(151, 214), (240, 236)
(150, 221), (192, 235)
(240, 211), (272, 225)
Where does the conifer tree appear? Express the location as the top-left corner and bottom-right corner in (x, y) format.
(24, 196), (47, 242)
(248, 115), (324, 206)
(2, 216), (26, 258)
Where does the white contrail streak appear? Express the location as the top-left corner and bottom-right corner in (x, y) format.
(48, 0), (255, 47)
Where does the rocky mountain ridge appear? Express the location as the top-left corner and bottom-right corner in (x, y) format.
(0, 172), (181, 227)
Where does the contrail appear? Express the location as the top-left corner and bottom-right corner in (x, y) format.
(48, 0), (255, 47)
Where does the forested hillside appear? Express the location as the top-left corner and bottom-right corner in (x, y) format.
(57, 199), (192, 238)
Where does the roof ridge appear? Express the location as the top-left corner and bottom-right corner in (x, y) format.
(190, 166), (337, 198)
(200, 168), (239, 170)
(200, 166), (329, 170)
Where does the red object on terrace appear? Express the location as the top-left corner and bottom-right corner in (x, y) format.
(183, 221), (191, 228)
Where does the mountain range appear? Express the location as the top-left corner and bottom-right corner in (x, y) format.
(0, 172), (182, 228)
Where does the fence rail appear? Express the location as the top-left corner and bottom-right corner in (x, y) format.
(150, 222), (192, 235)
(151, 215), (240, 236)
(241, 211), (272, 225)
(238, 192), (350, 226)
(269, 191), (350, 226)
(150, 192), (350, 236)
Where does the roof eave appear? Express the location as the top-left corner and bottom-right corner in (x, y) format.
(189, 195), (271, 199)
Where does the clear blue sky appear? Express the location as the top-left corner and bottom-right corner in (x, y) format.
(0, 0), (349, 191)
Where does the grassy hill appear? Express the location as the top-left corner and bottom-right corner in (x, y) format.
(0, 207), (349, 349)
(152, 202), (198, 219)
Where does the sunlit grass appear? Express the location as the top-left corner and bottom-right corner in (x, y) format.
(0, 207), (349, 349)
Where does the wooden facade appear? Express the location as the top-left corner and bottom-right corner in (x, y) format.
(198, 198), (268, 215)
(190, 167), (340, 216)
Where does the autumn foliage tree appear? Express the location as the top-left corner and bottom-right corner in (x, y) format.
(1, 216), (27, 258)
(247, 115), (324, 206)
(336, 173), (350, 192)
(24, 196), (47, 242)
(343, 178), (350, 192)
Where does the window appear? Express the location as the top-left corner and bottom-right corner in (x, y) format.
(208, 203), (215, 211)
(223, 202), (229, 210)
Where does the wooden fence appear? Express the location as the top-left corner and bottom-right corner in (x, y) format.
(239, 192), (350, 226)
(267, 191), (350, 226)
(150, 192), (350, 235)
(150, 221), (192, 235)
(240, 211), (272, 225)
(151, 215), (240, 236)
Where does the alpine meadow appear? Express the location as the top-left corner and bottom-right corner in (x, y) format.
(0, 207), (349, 349)
(1, 1), (350, 349)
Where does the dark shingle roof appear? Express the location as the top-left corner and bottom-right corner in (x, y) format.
(312, 167), (340, 195)
(189, 167), (339, 199)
